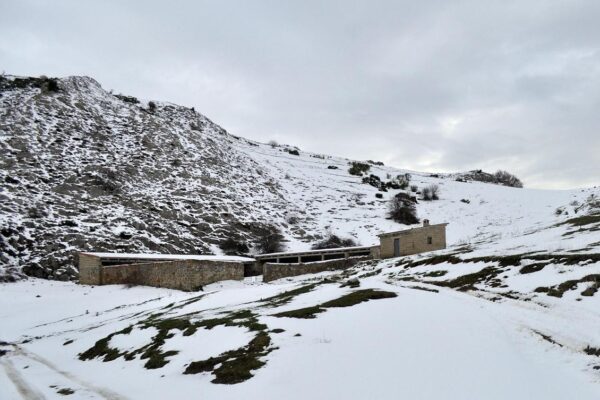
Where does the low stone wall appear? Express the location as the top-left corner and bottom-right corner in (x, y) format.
(99, 259), (244, 291)
(263, 256), (369, 283)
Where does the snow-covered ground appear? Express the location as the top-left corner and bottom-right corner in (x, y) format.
(2, 247), (600, 399)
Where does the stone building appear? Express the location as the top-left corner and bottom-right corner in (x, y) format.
(378, 220), (448, 258)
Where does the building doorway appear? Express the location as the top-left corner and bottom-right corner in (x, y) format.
(393, 238), (400, 257)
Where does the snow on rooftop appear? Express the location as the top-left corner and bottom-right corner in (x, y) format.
(81, 252), (255, 262)
(255, 245), (375, 258)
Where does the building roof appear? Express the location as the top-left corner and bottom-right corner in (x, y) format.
(255, 245), (376, 259)
(80, 252), (255, 262)
(377, 222), (448, 238)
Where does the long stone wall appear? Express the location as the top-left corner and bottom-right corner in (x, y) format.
(263, 256), (369, 282)
(97, 259), (244, 291)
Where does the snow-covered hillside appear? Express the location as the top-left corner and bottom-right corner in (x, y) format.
(1, 75), (598, 281)
(2, 74), (600, 399)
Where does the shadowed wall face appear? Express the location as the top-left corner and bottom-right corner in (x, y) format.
(263, 256), (369, 282)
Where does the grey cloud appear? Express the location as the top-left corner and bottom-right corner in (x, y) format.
(1, 0), (598, 188)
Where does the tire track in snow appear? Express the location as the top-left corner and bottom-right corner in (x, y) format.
(1, 357), (45, 400)
(7, 345), (128, 400)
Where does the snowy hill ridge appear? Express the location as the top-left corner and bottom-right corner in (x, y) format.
(1, 74), (599, 281)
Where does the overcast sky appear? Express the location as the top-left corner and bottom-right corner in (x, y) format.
(1, 1), (599, 189)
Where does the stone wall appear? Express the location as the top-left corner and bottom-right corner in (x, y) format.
(91, 259), (244, 291)
(79, 253), (102, 285)
(263, 256), (369, 282)
(380, 224), (447, 258)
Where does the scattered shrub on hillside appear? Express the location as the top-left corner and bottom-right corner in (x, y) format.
(287, 149), (300, 156)
(367, 160), (385, 166)
(255, 225), (285, 254)
(362, 174), (383, 190)
(311, 233), (358, 250)
(148, 101), (157, 112)
(285, 212), (300, 225)
(41, 77), (59, 93)
(422, 184), (440, 201)
(388, 174), (410, 190)
(219, 238), (250, 256)
(410, 185), (418, 193)
(115, 94), (140, 104)
(268, 140), (278, 148)
(1, 75), (60, 93)
(388, 193), (419, 225)
(327, 165), (338, 170)
(348, 162), (371, 176)
(494, 170), (523, 188)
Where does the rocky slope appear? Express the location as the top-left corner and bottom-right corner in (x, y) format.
(0, 75), (294, 280)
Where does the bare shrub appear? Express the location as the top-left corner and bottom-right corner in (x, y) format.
(348, 162), (371, 176)
(256, 225), (285, 254)
(268, 140), (278, 148)
(219, 237), (250, 256)
(494, 170), (523, 188)
(410, 185), (418, 193)
(285, 212), (300, 225)
(422, 184), (439, 201)
(388, 193), (419, 225)
(312, 233), (357, 250)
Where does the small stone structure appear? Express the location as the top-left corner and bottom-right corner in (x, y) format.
(79, 253), (252, 291)
(263, 256), (369, 282)
(378, 220), (448, 258)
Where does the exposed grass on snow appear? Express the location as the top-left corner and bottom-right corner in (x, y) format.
(429, 267), (503, 291)
(273, 289), (397, 319)
(79, 307), (269, 372)
(562, 215), (600, 227)
(534, 275), (600, 298)
(184, 331), (273, 384)
(260, 283), (321, 307)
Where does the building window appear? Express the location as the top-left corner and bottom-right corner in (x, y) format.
(427, 236), (433, 245)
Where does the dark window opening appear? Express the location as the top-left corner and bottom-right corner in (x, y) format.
(427, 236), (433, 245)
(279, 257), (300, 263)
(301, 255), (322, 263)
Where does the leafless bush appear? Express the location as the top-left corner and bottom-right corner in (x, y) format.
(256, 225), (285, 254)
(388, 194), (419, 225)
(422, 184), (439, 201)
(494, 170), (523, 188)
(312, 233), (357, 250)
